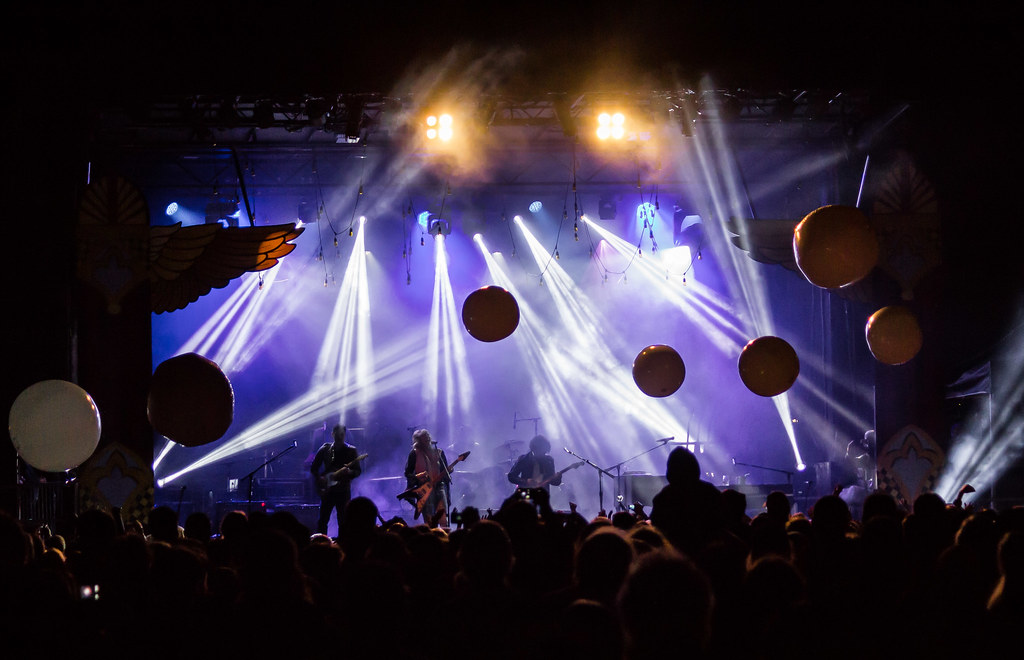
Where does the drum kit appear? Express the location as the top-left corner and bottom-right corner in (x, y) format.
(448, 439), (526, 511)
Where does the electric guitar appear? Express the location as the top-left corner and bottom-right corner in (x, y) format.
(396, 450), (471, 519)
(315, 453), (368, 496)
(524, 460), (584, 489)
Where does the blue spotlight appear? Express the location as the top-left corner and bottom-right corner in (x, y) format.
(165, 202), (179, 216)
(636, 202), (657, 227)
(529, 201), (542, 213)
(418, 211), (431, 229)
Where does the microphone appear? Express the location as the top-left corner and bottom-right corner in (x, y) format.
(564, 447), (571, 454)
(732, 457), (736, 465)
(292, 440), (298, 448)
(657, 436), (675, 443)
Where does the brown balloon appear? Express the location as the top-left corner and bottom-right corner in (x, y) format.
(866, 305), (923, 365)
(793, 205), (879, 289)
(632, 344), (686, 397)
(148, 353), (234, 447)
(738, 336), (800, 397)
(462, 286), (520, 342)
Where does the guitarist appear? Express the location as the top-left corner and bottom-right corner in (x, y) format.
(403, 429), (452, 527)
(310, 424), (363, 535)
(507, 435), (563, 492)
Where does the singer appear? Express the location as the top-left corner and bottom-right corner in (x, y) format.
(310, 424), (363, 535)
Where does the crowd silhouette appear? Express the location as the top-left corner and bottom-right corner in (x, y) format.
(2, 447), (1021, 659)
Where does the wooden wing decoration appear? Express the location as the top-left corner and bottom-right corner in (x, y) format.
(725, 217), (873, 303)
(78, 176), (305, 314)
(149, 223), (304, 314)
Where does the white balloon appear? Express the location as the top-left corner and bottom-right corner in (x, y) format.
(9, 380), (102, 472)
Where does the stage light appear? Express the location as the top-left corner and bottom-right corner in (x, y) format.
(418, 211), (431, 229)
(529, 201), (543, 213)
(636, 202), (657, 227)
(596, 111), (626, 140)
(428, 218), (451, 236)
(165, 202), (179, 216)
(425, 113), (454, 141)
(438, 114), (453, 141)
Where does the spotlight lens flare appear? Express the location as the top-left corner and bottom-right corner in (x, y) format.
(165, 202), (179, 216)
(439, 114), (453, 127)
(598, 113), (611, 126)
(529, 201), (542, 213)
(426, 115), (438, 127)
(612, 112), (625, 126)
(426, 128), (438, 140)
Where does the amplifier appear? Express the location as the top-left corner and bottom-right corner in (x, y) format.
(621, 474), (668, 507)
(255, 478), (309, 502)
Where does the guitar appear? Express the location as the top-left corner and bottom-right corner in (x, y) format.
(396, 450), (471, 519)
(524, 460), (584, 489)
(315, 453), (368, 496)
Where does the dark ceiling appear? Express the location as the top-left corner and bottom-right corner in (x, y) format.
(2, 2), (1020, 389)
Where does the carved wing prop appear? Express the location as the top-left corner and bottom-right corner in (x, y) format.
(725, 217), (873, 302)
(149, 223), (304, 314)
(78, 175), (305, 314)
(725, 218), (800, 270)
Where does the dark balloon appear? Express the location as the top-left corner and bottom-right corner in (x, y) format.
(738, 336), (800, 397)
(148, 353), (234, 447)
(462, 286), (520, 342)
(793, 205), (878, 289)
(632, 344), (686, 397)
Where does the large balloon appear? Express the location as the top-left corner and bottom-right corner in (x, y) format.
(148, 353), (234, 447)
(738, 336), (800, 397)
(793, 205), (879, 289)
(633, 345), (686, 397)
(9, 380), (102, 472)
(866, 305), (923, 365)
(462, 286), (520, 342)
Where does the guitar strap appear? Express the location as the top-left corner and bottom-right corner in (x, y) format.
(530, 456), (543, 484)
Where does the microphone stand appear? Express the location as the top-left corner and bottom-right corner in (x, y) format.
(732, 459), (794, 485)
(513, 412), (540, 435)
(603, 437), (675, 510)
(239, 442), (298, 514)
(565, 448), (616, 515)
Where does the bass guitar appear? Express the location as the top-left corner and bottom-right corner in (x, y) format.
(396, 450), (471, 519)
(315, 453), (368, 496)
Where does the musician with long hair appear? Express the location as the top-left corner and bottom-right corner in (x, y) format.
(507, 435), (561, 492)
(403, 428), (452, 527)
(311, 424), (363, 535)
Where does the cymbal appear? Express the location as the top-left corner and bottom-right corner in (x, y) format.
(496, 440), (524, 449)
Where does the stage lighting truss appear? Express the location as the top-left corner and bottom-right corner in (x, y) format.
(204, 199), (241, 226)
(425, 113), (454, 141)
